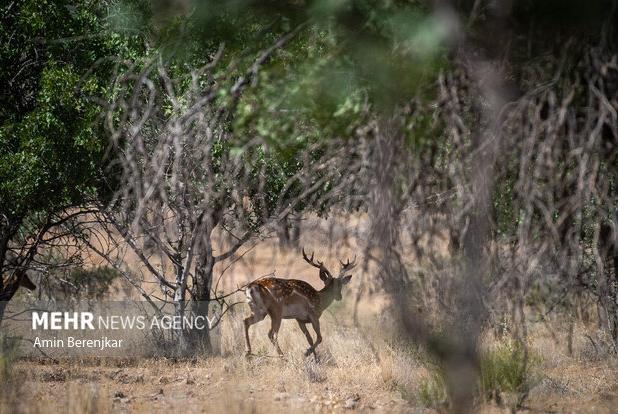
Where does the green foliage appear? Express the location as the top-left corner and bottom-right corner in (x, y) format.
(93, 1), (452, 231)
(418, 339), (540, 409)
(480, 340), (540, 405)
(0, 0), (147, 222)
(418, 368), (448, 409)
(493, 172), (518, 237)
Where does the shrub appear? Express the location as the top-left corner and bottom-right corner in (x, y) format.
(418, 339), (540, 409)
(418, 369), (448, 409)
(39, 266), (121, 303)
(479, 340), (540, 406)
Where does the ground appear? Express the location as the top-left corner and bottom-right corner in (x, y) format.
(3, 311), (618, 413)
(2, 220), (618, 413)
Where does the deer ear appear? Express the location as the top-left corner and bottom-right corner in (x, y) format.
(319, 270), (330, 283)
(341, 275), (352, 285)
(20, 275), (36, 291)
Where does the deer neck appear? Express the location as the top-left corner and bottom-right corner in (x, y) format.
(317, 281), (337, 312)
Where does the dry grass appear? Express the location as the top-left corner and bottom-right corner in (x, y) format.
(4, 217), (618, 413)
(0, 295), (427, 412)
(2, 305), (618, 413)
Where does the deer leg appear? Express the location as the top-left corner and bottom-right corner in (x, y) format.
(244, 311), (266, 356)
(307, 317), (322, 361)
(268, 313), (284, 356)
(296, 320), (314, 356)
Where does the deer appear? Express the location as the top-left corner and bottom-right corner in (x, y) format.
(0, 273), (36, 301)
(243, 248), (356, 360)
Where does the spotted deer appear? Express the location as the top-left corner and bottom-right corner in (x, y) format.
(243, 248), (356, 359)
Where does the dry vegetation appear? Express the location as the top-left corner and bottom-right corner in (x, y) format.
(3, 2), (618, 413)
(2, 308), (618, 413)
(2, 219), (618, 413)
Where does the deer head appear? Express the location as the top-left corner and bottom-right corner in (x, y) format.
(302, 248), (356, 301)
(20, 274), (36, 291)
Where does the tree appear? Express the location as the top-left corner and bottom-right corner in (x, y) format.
(84, 21), (362, 352)
(0, 0), (143, 320)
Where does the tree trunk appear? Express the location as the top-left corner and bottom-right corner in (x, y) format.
(0, 275), (22, 329)
(0, 301), (7, 329)
(171, 259), (192, 356)
(0, 221), (17, 325)
(598, 223), (618, 347)
(188, 253), (215, 354)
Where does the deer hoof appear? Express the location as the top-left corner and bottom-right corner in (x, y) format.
(304, 348), (312, 357)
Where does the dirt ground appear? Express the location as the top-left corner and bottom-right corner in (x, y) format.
(2, 218), (618, 413)
(6, 308), (415, 413)
(3, 311), (618, 414)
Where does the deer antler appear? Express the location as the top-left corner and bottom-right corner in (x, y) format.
(302, 248), (332, 278)
(339, 255), (357, 272)
(302, 248), (323, 269)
